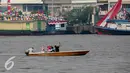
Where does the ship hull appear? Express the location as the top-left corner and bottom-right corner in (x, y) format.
(95, 26), (130, 35)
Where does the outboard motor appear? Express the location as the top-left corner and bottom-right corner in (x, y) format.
(25, 51), (29, 56)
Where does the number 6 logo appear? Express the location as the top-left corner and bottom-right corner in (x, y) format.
(5, 56), (16, 70)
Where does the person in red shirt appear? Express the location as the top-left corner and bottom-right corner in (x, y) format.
(47, 45), (52, 52)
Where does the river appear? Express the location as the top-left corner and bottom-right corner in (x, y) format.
(0, 35), (129, 73)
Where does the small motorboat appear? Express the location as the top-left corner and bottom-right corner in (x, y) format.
(25, 50), (89, 56)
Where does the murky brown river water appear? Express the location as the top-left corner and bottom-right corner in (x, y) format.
(0, 35), (129, 73)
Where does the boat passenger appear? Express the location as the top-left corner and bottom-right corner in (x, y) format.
(41, 46), (45, 53)
(51, 46), (55, 52)
(54, 42), (61, 52)
(25, 47), (34, 54)
(47, 45), (52, 52)
(54, 45), (60, 52)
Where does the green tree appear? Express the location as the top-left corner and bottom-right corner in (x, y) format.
(64, 6), (94, 26)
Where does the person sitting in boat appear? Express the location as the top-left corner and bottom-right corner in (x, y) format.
(54, 42), (61, 52)
(41, 46), (45, 53)
(47, 45), (53, 52)
(51, 46), (55, 52)
(25, 47), (34, 55)
(54, 45), (59, 52)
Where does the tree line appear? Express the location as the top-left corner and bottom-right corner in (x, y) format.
(63, 6), (95, 26)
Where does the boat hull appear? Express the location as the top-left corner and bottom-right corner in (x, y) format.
(95, 26), (130, 35)
(26, 50), (89, 56)
(0, 30), (32, 35)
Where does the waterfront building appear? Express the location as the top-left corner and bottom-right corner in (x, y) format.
(0, 0), (97, 16)
(0, 0), (130, 17)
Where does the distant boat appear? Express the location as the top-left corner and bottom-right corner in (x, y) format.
(25, 50), (89, 56)
(95, 0), (130, 35)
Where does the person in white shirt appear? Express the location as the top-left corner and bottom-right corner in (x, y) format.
(29, 47), (34, 53)
(25, 47), (34, 53)
(25, 47), (34, 56)
(41, 46), (45, 53)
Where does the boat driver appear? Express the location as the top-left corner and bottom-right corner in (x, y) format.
(54, 44), (60, 52)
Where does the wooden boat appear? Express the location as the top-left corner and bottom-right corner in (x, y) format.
(25, 50), (89, 56)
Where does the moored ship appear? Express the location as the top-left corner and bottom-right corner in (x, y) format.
(95, 0), (130, 35)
